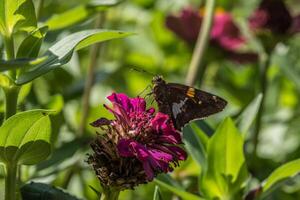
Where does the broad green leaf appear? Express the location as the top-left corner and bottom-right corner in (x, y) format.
(262, 159), (300, 193)
(17, 26), (48, 58)
(201, 118), (248, 199)
(183, 122), (208, 168)
(21, 182), (80, 200)
(15, 29), (134, 85)
(194, 120), (214, 137)
(236, 93), (262, 136)
(0, 0), (37, 36)
(0, 110), (52, 165)
(154, 179), (203, 200)
(0, 57), (47, 72)
(46, 0), (121, 31)
(36, 137), (90, 172)
(17, 83), (32, 105)
(153, 186), (163, 200)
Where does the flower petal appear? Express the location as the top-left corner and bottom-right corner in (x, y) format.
(107, 93), (132, 113)
(90, 117), (111, 127)
(117, 139), (135, 157)
(130, 97), (146, 112)
(151, 112), (169, 132)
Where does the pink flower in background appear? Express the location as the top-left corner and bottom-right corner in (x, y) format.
(249, 0), (300, 35)
(166, 7), (258, 63)
(88, 93), (186, 189)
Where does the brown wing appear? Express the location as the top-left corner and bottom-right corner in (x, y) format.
(157, 83), (227, 130)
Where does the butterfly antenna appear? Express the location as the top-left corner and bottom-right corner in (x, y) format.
(130, 67), (156, 76)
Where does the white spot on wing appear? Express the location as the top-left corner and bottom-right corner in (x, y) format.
(172, 98), (188, 119)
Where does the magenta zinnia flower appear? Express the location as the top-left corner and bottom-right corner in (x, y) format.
(88, 93), (187, 189)
(166, 7), (258, 63)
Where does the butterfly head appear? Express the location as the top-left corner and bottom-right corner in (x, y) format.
(152, 75), (166, 86)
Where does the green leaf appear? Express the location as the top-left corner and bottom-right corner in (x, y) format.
(183, 122), (208, 168)
(17, 83), (32, 105)
(15, 29), (134, 85)
(36, 137), (89, 172)
(0, 0), (37, 36)
(154, 179), (203, 200)
(153, 186), (163, 200)
(17, 26), (48, 58)
(262, 159), (300, 194)
(201, 118), (248, 199)
(0, 57), (47, 72)
(46, 0), (121, 31)
(236, 93), (263, 136)
(0, 110), (52, 165)
(21, 182), (80, 200)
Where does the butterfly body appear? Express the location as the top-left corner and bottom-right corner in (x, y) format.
(152, 76), (227, 131)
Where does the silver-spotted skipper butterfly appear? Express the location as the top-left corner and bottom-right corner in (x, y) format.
(152, 76), (227, 131)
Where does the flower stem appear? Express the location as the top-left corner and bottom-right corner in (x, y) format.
(78, 13), (105, 136)
(5, 163), (18, 200)
(185, 0), (216, 86)
(253, 55), (271, 156)
(100, 187), (120, 200)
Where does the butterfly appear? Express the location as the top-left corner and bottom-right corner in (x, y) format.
(152, 76), (227, 131)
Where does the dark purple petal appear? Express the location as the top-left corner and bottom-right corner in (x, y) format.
(90, 117), (111, 127)
(167, 146), (187, 161)
(117, 139), (135, 157)
(249, 0), (292, 34)
(291, 14), (300, 34)
(166, 7), (201, 44)
(227, 51), (259, 64)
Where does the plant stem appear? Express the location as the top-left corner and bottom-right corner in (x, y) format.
(253, 55), (271, 156)
(4, 86), (20, 119)
(100, 187), (120, 200)
(5, 163), (18, 200)
(185, 0), (216, 86)
(78, 13), (105, 136)
(4, 36), (17, 80)
(4, 36), (15, 60)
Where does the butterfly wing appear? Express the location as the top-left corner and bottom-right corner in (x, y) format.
(155, 82), (227, 130)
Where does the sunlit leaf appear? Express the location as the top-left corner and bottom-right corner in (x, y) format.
(201, 118), (248, 199)
(18, 83), (32, 105)
(262, 159), (300, 194)
(46, 0), (122, 30)
(236, 93), (262, 136)
(15, 29), (134, 85)
(153, 186), (163, 200)
(0, 0), (37, 36)
(154, 179), (203, 200)
(17, 26), (48, 58)
(0, 110), (52, 165)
